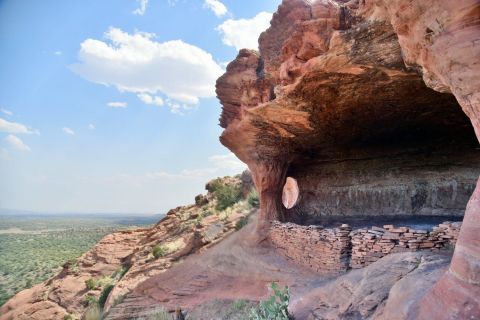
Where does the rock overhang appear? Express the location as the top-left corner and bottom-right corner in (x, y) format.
(216, 0), (480, 316)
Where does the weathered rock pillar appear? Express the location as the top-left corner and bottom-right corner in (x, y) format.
(419, 178), (480, 318)
(249, 161), (289, 236)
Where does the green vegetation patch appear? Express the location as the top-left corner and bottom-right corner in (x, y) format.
(235, 216), (250, 231)
(0, 215), (156, 307)
(212, 181), (242, 211)
(152, 245), (169, 259)
(250, 283), (292, 320)
(98, 284), (114, 309)
(247, 189), (260, 208)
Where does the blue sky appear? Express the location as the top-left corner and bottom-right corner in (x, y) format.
(0, 0), (281, 213)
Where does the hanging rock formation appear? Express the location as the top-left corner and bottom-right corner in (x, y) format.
(216, 0), (480, 318)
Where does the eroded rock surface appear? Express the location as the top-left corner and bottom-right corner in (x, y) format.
(0, 174), (256, 320)
(290, 251), (451, 320)
(216, 0), (480, 317)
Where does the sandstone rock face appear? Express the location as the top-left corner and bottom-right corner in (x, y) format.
(105, 226), (453, 320)
(0, 175), (256, 320)
(290, 251), (452, 320)
(216, 0), (480, 317)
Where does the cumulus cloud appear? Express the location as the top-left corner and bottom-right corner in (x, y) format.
(132, 0), (148, 15)
(137, 93), (164, 106)
(0, 118), (37, 134)
(71, 28), (223, 109)
(1, 108), (13, 116)
(203, 0), (228, 17)
(107, 101), (128, 108)
(5, 134), (31, 152)
(63, 127), (75, 136)
(209, 152), (246, 171)
(217, 12), (272, 51)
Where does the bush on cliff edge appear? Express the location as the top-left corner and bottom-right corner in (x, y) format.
(214, 182), (242, 211)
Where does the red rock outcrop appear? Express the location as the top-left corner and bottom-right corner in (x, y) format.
(0, 175), (256, 320)
(216, 0), (480, 318)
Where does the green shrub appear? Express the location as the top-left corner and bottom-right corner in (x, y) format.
(152, 245), (169, 259)
(235, 216), (249, 231)
(85, 278), (98, 290)
(247, 189), (260, 208)
(250, 283), (292, 320)
(207, 178), (223, 193)
(203, 210), (214, 217)
(215, 183), (242, 211)
(111, 264), (130, 280)
(83, 295), (98, 307)
(97, 276), (114, 288)
(98, 284), (114, 309)
(63, 315), (75, 320)
(232, 299), (248, 310)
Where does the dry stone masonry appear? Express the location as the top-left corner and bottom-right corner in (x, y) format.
(269, 222), (352, 273)
(269, 221), (461, 273)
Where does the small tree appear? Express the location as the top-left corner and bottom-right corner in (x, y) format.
(215, 183), (242, 211)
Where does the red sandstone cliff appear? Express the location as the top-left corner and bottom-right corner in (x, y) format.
(216, 0), (480, 318)
(0, 175), (256, 320)
(2, 1), (479, 319)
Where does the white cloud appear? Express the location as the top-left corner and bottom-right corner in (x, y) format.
(71, 27), (223, 109)
(0, 118), (37, 134)
(54, 51), (63, 56)
(1, 108), (13, 116)
(217, 11), (272, 51)
(112, 153), (245, 184)
(133, 0), (148, 15)
(88, 123), (95, 130)
(137, 93), (164, 106)
(209, 152), (246, 171)
(203, 0), (228, 17)
(63, 127), (75, 135)
(5, 134), (31, 152)
(107, 101), (128, 108)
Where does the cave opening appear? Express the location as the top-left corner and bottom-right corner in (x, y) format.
(280, 87), (480, 230)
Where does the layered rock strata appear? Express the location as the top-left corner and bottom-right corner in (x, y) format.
(216, 0), (480, 317)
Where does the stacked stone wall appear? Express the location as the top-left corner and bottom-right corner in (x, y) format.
(269, 222), (352, 273)
(269, 221), (461, 273)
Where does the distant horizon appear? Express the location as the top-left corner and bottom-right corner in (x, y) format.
(0, 0), (278, 213)
(0, 208), (165, 216)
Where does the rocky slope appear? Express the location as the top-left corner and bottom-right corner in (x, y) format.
(217, 0), (480, 318)
(2, 1), (479, 319)
(104, 217), (456, 320)
(0, 174), (257, 320)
